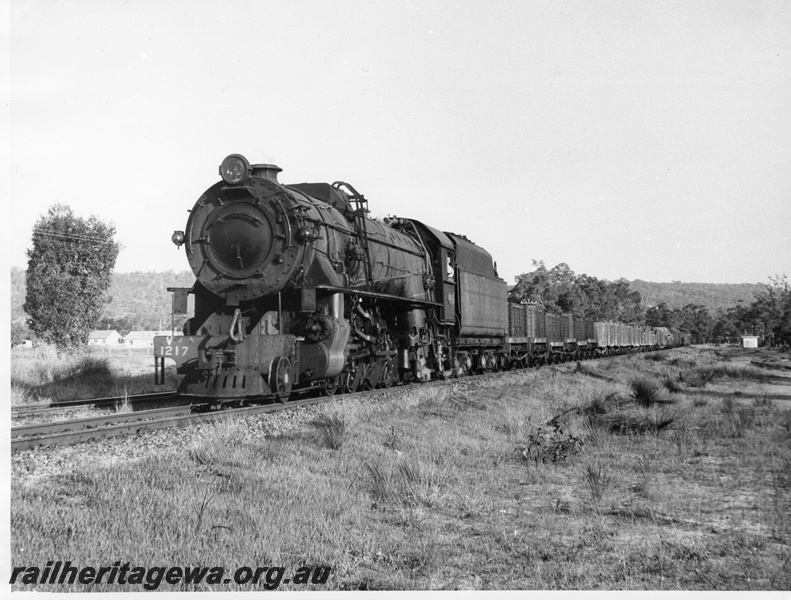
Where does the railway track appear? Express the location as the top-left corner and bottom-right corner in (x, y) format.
(11, 392), (182, 420)
(10, 366), (527, 451)
(12, 405), (195, 450)
(10, 350), (657, 452)
(11, 394), (349, 451)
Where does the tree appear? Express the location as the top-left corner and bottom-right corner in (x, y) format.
(509, 260), (552, 305)
(725, 302), (757, 336)
(676, 304), (713, 344)
(711, 312), (739, 344)
(608, 279), (644, 324)
(750, 275), (791, 346)
(645, 302), (678, 328)
(509, 261), (644, 323)
(24, 204), (120, 352)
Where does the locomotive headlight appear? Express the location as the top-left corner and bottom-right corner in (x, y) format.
(171, 230), (185, 247)
(219, 154), (251, 185)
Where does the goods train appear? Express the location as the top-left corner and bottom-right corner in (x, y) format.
(154, 154), (688, 402)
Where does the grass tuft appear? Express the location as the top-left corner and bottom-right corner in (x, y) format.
(364, 457), (448, 508)
(591, 407), (676, 434)
(186, 418), (250, 467)
(583, 462), (611, 503)
(114, 389), (133, 413)
(308, 412), (347, 450)
(661, 376), (683, 393)
(720, 397), (756, 438)
(668, 356), (700, 369)
(574, 361), (617, 382)
(679, 363), (776, 390)
(642, 352), (667, 363)
(630, 377), (666, 407)
(679, 368), (716, 388)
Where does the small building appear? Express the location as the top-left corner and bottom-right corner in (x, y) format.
(124, 330), (180, 348)
(88, 330), (122, 346)
(741, 335), (759, 349)
(13, 339), (34, 349)
(124, 331), (158, 348)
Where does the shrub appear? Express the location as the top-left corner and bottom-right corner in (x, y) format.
(515, 421), (583, 465)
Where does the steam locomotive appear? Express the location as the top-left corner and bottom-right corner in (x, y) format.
(154, 154), (682, 402)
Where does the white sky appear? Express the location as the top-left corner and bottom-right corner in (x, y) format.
(6, 0), (791, 285)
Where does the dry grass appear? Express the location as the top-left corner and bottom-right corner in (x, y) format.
(11, 345), (791, 590)
(591, 407), (677, 434)
(308, 412), (348, 450)
(661, 376), (683, 393)
(11, 345), (179, 404)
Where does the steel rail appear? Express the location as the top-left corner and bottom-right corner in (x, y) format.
(11, 395), (335, 451)
(10, 405), (60, 416)
(12, 405), (195, 440)
(11, 392), (181, 418)
(49, 391), (180, 409)
(10, 364), (552, 451)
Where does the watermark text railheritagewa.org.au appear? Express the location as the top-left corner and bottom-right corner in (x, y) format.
(10, 561), (331, 590)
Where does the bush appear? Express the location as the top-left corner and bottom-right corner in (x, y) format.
(515, 421), (583, 465)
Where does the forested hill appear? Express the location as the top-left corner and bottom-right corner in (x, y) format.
(10, 268), (766, 334)
(629, 280), (765, 311)
(11, 268), (195, 332)
(99, 270), (196, 331)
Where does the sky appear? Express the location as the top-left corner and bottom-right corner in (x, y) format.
(6, 0), (791, 285)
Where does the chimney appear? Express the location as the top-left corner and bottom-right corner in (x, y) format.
(252, 164), (282, 183)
